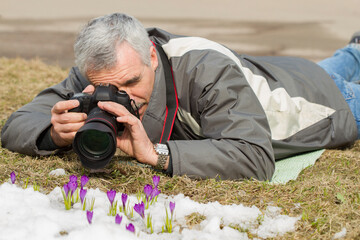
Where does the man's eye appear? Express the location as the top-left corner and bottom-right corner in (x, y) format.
(125, 78), (141, 86)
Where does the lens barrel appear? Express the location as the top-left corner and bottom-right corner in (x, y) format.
(73, 107), (118, 169)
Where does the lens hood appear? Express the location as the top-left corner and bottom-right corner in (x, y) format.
(73, 107), (118, 169)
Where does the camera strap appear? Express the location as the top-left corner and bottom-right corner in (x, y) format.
(154, 43), (178, 144)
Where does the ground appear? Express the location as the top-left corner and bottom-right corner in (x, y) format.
(0, 1), (360, 239)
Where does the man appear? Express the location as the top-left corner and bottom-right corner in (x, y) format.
(1, 13), (359, 180)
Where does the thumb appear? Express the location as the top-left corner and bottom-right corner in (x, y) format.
(82, 85), (95, 94)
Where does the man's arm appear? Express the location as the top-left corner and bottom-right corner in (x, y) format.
(1, 67), (90, 155)
(166, 50), (275, 181)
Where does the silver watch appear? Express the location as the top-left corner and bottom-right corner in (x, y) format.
(154, 144), (169, 170)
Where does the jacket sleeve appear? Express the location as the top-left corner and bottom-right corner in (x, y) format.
(167, 50), (275, 180)
(1, 67), (89, 156)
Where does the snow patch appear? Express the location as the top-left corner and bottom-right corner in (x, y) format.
(0, 182), (300, 239)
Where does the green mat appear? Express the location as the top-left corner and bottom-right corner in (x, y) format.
(270, 149), (325, 184)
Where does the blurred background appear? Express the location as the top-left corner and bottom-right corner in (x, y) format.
(0, 0), (359, 68)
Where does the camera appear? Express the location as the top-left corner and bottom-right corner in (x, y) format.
(70, 84), (139, 169)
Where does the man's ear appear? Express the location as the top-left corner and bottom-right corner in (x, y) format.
(150, 45), (158, 71)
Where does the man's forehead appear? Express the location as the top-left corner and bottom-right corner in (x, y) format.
(87, 62), (144, 85)
(116, 41), (143, 65)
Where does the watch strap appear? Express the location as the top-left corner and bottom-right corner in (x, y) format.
(154, 144), (169, 170)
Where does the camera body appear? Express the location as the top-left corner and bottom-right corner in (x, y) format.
(69, 84), (139, 169)
(70, 84), (139, 131)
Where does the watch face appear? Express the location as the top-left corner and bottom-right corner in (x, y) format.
(156, 144), (169, 155)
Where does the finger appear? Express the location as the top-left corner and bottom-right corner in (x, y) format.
(97, 101), (130, 117)
(116, 115), (139, 126)
(82, 85), (95, 94)
(52, 121), (85, 133)
(51, 112), (87, 124)
(52, 100), (80, 114)
(58, 112), (87, 124)
(116, 115), (144, 136)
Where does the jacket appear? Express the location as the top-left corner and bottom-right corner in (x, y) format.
(1, 28), (357, 180)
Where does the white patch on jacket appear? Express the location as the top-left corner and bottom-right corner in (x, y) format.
(162, 37), (335, 140)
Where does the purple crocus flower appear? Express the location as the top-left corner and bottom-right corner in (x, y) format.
(10, 172), (16, 184)
(80, 188), (87, 204)
(63, 183), (70, 197)
(69, 175), (78, 183)
(121, 193), (128, 209)
(169, 201), (175, 215)
(107, 189), (116, 205)
(80, 175), (89, 188)
(115, 214), (122, 225)
(134, 201), (145, 218)
(67, 181), (77, 196)
(150, 187), (161, 200)
(126, 223), (135, 233)
(144, 184), (153, 200)
(86, 210), (93, 224)
(152, 175), (160, 188)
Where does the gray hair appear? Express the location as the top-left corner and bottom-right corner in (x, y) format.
(74, 13), (152, 77)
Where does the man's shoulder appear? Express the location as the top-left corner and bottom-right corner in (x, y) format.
(147, 28), (188, 44)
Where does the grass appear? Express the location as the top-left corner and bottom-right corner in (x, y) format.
(0, 57), (360, 239)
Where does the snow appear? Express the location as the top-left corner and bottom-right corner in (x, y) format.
(333, 227), (347, 239)
(0, 178), (300, 240)
(49, 168), (66, 177)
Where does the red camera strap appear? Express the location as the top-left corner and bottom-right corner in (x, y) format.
(154, 43), (178, 143)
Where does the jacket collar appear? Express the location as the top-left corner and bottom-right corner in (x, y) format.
(141, 51), (167, 143)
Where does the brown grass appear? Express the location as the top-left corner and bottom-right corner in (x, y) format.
(0, 58), (359, 239)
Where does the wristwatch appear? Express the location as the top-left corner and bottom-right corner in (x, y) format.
(153, 143), (169, 170)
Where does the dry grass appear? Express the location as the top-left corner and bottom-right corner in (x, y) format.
(185, 212), (206, 229)
(0, 58), (360, 239)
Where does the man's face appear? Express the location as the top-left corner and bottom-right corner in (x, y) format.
(87, 41), (158, 119)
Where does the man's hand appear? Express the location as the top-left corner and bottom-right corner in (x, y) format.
(50, 100), (87, 147)
(50, 85), (95, 147)
(97, 101), (159, 167)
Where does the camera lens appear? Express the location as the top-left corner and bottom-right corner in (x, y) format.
(73, 107), (118, 169)
(79, 129), (111, 156)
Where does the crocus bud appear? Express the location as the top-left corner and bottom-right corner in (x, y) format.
(86, 210), (93, 224)
(126, 223), (135, 233)
(10, 172), (16, 184)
